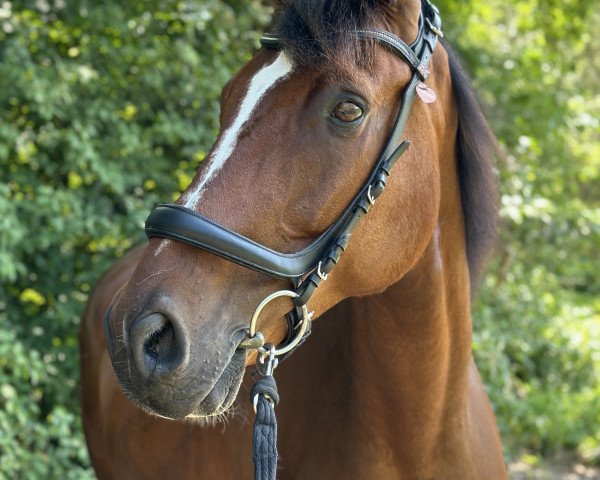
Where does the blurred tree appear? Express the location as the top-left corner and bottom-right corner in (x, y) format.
(437, 0), (600, 463)
(0, 1), (271, 476)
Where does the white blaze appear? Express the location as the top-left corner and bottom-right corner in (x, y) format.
(154, 239), (171, 257)
(182, 52), (294, 208)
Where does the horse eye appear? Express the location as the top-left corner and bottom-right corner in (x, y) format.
(332, 101), (363, 123)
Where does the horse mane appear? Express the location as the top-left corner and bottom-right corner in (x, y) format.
(274, 1), (499, 288)
(443, 40), (499, 288)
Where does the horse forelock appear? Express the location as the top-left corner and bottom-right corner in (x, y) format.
(274, 0), (388, 69)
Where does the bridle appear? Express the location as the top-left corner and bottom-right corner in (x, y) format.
(143, 2), (442, 478)
(146, 0), (442, 359)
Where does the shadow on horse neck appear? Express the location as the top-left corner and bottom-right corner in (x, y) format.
(84, 0), (506, 478)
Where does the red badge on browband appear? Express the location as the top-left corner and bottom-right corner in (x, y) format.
(416, 83), (437, 103)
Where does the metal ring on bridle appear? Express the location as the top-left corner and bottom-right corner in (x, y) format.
(247, 290), (313, 357)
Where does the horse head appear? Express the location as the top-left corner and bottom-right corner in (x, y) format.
(103, 0), (493, 422)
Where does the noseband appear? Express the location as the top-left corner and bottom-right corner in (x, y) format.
(144, 2), (442, 477)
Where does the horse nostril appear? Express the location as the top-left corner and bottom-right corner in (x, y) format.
(144, 317), (174, 361)
(130, 313), (189, 379)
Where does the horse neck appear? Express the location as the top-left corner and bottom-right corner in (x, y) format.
(343, 199), (474, 466)
(354, 230), (470, 397)
(278, 207), (474, 475)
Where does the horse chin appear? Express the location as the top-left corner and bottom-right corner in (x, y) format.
(186, 349), (247, 421)
(115, 347), (248, 422)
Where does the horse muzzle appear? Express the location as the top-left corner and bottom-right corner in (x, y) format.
(103, 297), (248, 419)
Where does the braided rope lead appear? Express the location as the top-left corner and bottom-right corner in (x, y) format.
(250, 376), (280, 480)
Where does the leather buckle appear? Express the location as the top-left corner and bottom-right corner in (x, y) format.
(317, 261), (328, 281)
(417, 63), (430, 79)
(426, 18), (443, 37)
(367, 185), (376, 205)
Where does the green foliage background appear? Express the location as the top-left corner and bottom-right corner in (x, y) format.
(0, 0), (597, 477)
(436, 0), (600, 463)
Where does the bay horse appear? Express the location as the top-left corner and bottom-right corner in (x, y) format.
(80, 0), (507, 478)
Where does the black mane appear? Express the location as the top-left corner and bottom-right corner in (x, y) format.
(274, 1), (499, 288)
(444, 40), (499, 287)
(275, 0), (385, 67)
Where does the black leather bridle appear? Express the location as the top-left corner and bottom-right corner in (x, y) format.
(145, 0), (443, 361)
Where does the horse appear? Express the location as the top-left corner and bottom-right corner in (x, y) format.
(80, 0), (507, 478)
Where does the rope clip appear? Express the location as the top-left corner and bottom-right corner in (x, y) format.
(253, 344), (278, 413)
(257, 343), (279, 377)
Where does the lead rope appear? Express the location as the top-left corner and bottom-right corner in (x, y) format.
(249, 345), (279, 480)
(239, 292), (313, 480)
